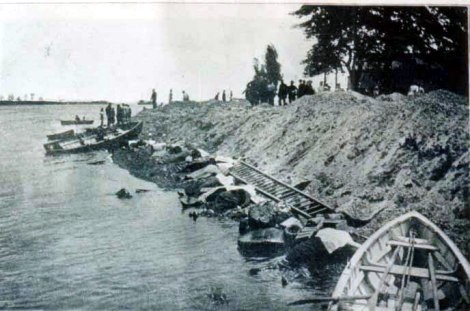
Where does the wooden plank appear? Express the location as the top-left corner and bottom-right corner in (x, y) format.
(306, 205), (324, 213)
(279, 192), (299, 200)
(360, 265), (459, 282)
(387, 240), (438, 251)
(432, 251), (454, 272)
(428, 253), (440, 311)
(368, 246), (402, 311)
(308, 207), (329, 216)
(290, 206), (313, 219)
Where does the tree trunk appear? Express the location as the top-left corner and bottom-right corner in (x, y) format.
(348, 70), (358, 91)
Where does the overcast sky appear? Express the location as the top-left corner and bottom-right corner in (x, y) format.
(0, 3), (313, 102)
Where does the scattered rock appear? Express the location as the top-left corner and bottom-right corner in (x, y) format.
(116, 188), (132, 199)
(248, 201), (279, 229)
(238, 228), (285, 257)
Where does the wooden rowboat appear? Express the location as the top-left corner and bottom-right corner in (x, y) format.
(47, 129), (75, 141)
(44, 121), (143, 155)
(60, 119), (94, 125)
(329, 211), (470, 311)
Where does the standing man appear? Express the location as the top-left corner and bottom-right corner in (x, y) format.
(278, 80), (288, 106)
(229, 90), (233, 101)
(267, 82), (276, 105)
(169, 89), (173, 105)
(297, 80), (305, 98)
(116, 104), (122, 125)
(222, 90), (226, 102)
(100, 108), (104, 127)
(288, 81), (297, 104)
(105, 103), (112, 127)
(109, 105), (116, 126)
(151, 88), (157, 109)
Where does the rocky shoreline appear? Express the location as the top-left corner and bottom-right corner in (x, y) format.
(112, 90), (469, 260)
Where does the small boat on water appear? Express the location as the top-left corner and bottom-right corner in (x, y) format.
(44, 121), (143, 155)
(60, 119), (94, 125)
(328, 211), (470, 311)
(47, 129), (75, 141)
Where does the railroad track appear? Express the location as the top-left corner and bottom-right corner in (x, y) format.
(229, 161), (335, 219)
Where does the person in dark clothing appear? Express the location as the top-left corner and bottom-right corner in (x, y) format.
(151, 89), (157, 109)
(230, 90), (233, 101)
(116, 104), (122, 125)
(278, 80), (288, 106)
(105, 103), (112, 127)
(109, 105), (115, 126)
(214, 92), (220, 100)
(288, 81), (297, 103)
(100, 108), (104, 127)
(222, 90), (226, 102)
(305, 80), (315, 95)
(297, 80), (305, 98)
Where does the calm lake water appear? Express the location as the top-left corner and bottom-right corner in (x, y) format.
(0, 104), (336, 310)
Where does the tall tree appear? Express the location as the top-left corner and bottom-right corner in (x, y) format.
(264, 44), (282, 88)
(293, 6), (468, 94)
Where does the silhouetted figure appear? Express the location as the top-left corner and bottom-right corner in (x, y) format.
(105, 103), (115, 126)
(305, 80), (315, 95)
(298, 80), (305, 98)
(75, 115), (80, 121)
(278, 80), (288, 106)
(267, 82), (276, 105)
(230, 90), (233, 101)
(116, 104), (122, 125)
(100, 108), (104, 127)
(169, 89), (173, 104)
(214, 92), (220, 100)
(182, 91), (189, 101)
(151, 89), (157, 109)
(222, 90), (226, 102)
(288, 81), (297, 103)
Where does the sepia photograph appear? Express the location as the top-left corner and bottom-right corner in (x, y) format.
(0, 2), (468, 310)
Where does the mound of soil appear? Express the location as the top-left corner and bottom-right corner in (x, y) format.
(130, 90), (469, 257)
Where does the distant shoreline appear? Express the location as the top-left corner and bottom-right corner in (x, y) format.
(0, 100), (110, 106)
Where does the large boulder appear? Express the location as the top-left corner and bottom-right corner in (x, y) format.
(248, 201), (290, 229)
(238, 227), (285, 257)
(208, 189), (251, 212)
(181, 157), (217, 173)
(183, 176), (222, 197)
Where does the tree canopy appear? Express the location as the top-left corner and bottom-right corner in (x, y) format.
(244, 45), (283, 105)
(293, 6), (468, 95)
(264, 44), (282, 88)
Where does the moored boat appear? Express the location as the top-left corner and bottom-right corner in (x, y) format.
(329, 211), (470, 311)
(44, 121), (143, 155)
(60, 119), (94, 125)
(47, 129), (75, 141)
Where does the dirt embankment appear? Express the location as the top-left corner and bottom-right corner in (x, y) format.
(131, 91), (469, 256)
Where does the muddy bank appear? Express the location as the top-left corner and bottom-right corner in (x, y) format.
(114, 91), (469, 257)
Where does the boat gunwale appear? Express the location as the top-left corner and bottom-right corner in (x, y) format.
(330, 211), (470, 308)
(45, 121), (143, 155)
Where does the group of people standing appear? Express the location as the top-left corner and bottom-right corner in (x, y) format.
(276, 80), (316, 106)
(101, 103), (132, 127)
(214, 90), (233, 102)
(151, 88), (190, 108)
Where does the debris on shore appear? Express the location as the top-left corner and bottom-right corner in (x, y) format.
(112, 90), (469, 259)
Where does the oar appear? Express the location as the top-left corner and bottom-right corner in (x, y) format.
(288, 295), (371, 306)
